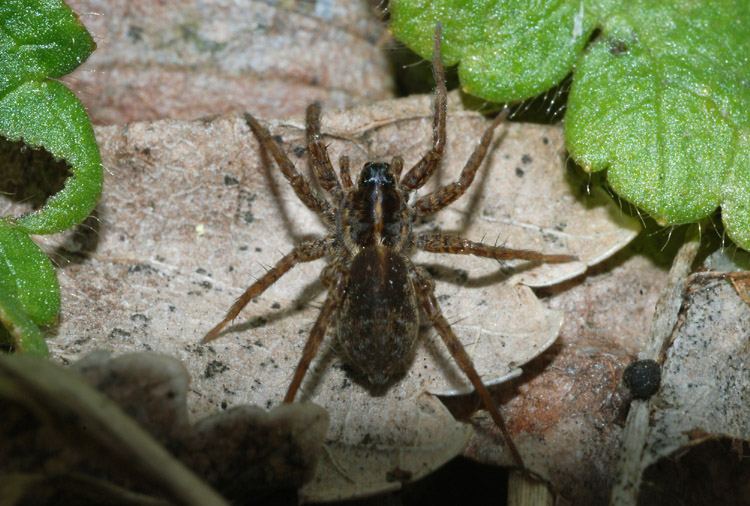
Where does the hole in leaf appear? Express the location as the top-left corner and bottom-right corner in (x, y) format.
(0, 137), (71, 214)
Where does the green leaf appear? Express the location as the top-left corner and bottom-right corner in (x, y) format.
(0, 80), (103, 234)
(0, 222), (54, 356)
(565, 1), (750, 248)
(392, 0), (750, 251)
(0, 222), (59, 326)
(0, 0), (102, 235)
(0, 0), (100, 354)
(390, 0), (603, 102)
(0, 0), (95, 94)
(0, 289), (49, 356)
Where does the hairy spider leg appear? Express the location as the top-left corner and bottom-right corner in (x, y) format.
(306, 102), (343, 200)
(411, 266), (525, 469)
(338, 155), (353, 189)
(244, 112), (334, 222)
(202, 238), (333, 343)
(283, 270), (347, 403)
(400, 24), (447, 193)
(412, 108), (510, 218)
(391, 156), (404, 180)
(417, 233), (578, 263)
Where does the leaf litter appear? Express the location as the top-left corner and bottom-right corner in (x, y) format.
(0, 351), (328, 504)
(7, 94), (640, 500)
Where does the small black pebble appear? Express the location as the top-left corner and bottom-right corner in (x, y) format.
(623, 359), (661, 399)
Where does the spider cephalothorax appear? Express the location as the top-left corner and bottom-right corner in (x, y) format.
(203, 25), (575, 469)
(340, 161), (412, 251)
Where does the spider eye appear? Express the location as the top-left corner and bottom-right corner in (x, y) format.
(360, 162), (394, 186)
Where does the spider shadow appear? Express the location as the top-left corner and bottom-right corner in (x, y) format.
(418, 259), (546, 289)
(412, 131), (505, 240)
(252, 125), (321, 244)
(215, 276), (325, 338)
(407, 260), (549, 392)
(454, 132), (507, 235)
(416, 321), (468, 393)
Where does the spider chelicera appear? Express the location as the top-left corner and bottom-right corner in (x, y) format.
(204, 26), (575, 469)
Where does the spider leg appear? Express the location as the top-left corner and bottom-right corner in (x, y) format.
(400, 24), (447, 194)
(284, 269), (347, 403)
(203, 237), (334, 343)
(412, 108), (510, 218)
(411, 266), (525, 470)
(391, 156), (404, 180)
(417, 233), (577, 263)
(339, 155), (353, 189)
(244, 112), (333, 221)
(306, 103), (343, 200)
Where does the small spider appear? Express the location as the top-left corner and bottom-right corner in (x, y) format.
(204, 26), (575, 469)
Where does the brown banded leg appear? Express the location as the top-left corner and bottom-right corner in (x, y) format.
(203, 237), (334, 343)
(412, 108), (510, 218)
(418, 233), (578, 263)
(391, 156), (404, 180)
(399, 24), (447, 194)
(244, 112), (333, 221)
(306, 103), (343, 200)
(411, 267), (525, 470)
(284, 270), (347, 403)
(339, 155), (353, 189)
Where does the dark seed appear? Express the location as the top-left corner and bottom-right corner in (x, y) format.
(623, 359), (661, 399)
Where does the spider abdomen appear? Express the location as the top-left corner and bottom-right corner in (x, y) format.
(337, 245), (418, 385)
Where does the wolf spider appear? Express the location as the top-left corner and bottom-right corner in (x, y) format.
(204, 26), (575, 469)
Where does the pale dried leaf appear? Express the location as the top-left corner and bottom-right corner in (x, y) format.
(300, 393), (472, 502)
(64, 0), (393, 124)
(0, 352), (328, 503)
(606, 241), (750, 506)
(643, 275), (750, 469)
(418, 284), (562, 396)
(2, 95), (639, 500)
(462, 239), (672, 504)
(0, 353), (228, 506)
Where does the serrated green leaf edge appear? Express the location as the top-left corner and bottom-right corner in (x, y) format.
(0, 0), (99, 354)
(0, 0), (95, 92)
(0, 0), (102, 235)
(564, 1), (750, 250)
(392, 1), (750, 252)
(390, 0), (601, 102)
(0, 80), (103, 234)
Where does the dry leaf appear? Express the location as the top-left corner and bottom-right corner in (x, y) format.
(300, 393), (473, 502)
(64, 0), (393, 124)
(0, 353), (228, 505)
(0, 352), (328, 504)
(636, 275), (750, 503)
(3, 95), (639, 500)
(462, 237), (673, 504)
(73, 352), (329, 497)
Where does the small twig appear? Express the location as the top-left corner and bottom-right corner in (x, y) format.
(609, 223), (701, 506)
